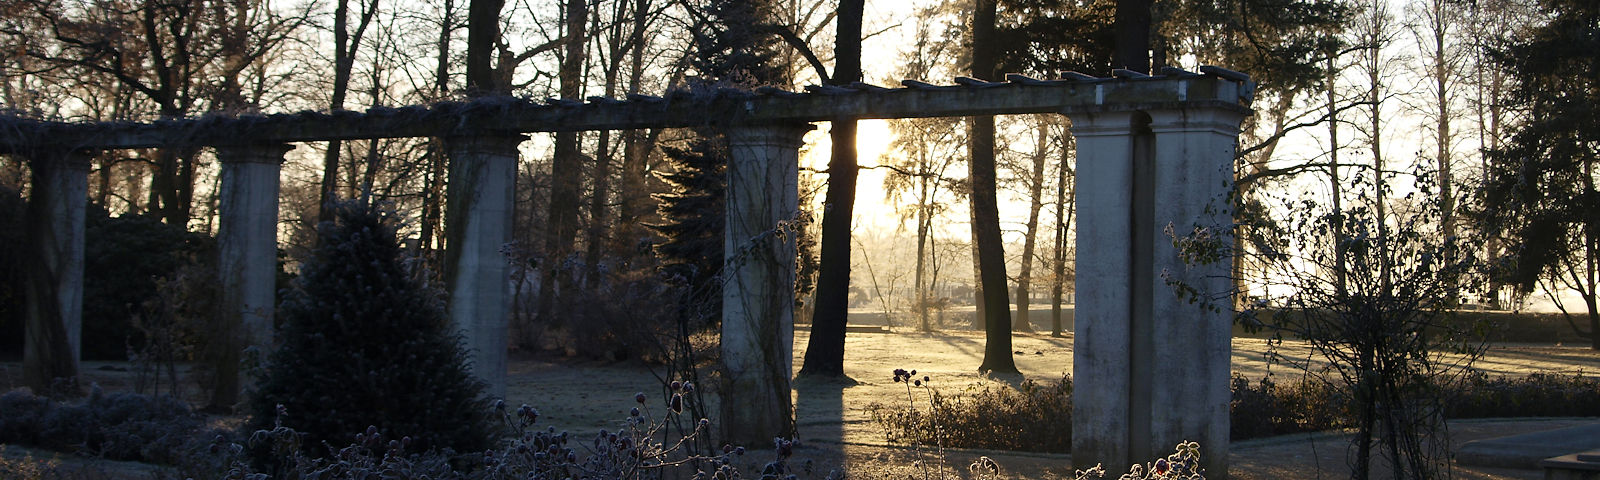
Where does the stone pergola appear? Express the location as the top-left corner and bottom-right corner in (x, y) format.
(4, 67), (1251, 476)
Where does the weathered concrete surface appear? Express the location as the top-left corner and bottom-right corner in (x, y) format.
(1071, 110), (1139, 474)
(22, 150), (90, 390)
(1146, 108), (1242, 479)
(3, 73), (1252, 149)
(443, 135), (525, 400)
(1460, 424), (1600, 469)
(213, 144), (292, 409)
(1542, 448), (1600, 480)
(1070, 106), (1242, 478)
(721, 124), (811, 447)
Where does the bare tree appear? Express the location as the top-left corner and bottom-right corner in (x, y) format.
(318, 0), (381, 222)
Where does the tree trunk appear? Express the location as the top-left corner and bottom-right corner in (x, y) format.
(1051, 124), (1074, 337)
(971, 0), (1017, 374)
(1114, 0), (1152, 73)
(971, 206), (985, 330)
(916, 170), (932, 331)
(416, 0), (456, 264)
(799, 0), (863, 379)
(538, 0), (590, 323)
(466, 0), (504, 94)
(614, 0), (656, 255)
(1013, 119), (1049, 333)
(319, 0), (379, 221)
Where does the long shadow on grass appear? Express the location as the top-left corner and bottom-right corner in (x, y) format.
(931, 332), (983, 360)
(793, 375), (851, 447)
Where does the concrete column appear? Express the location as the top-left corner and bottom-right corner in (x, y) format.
(1067, 105), (1243, 478)
(214, 143), (292, 409)
(1146, 107), (1244, 478)
(443, 134), (524, 400)
(720, 123), (811, 446)
(1069, 110), (1141, 474)
(22, 149), (90, 391)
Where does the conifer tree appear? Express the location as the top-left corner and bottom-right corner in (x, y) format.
(653, 139), (729, 326)
(249, 201), (491, 455)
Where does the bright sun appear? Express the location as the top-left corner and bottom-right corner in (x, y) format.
(802, 119), (902, 232)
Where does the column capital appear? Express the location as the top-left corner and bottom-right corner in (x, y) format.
(1144, 107), (1248, 136)
(725, 123), (814, 150)
(444, 134), (527, 155)
(215, 143), (295, 165)
(25, 149), (95, 172)
(1062, 110), (1143, 137)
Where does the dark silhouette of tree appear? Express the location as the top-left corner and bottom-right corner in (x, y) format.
(652, 139), (729, 329)
(1470, 0), (1600, 349)
(317, 0), (381, 224)
(799, 0), (864, 380)
(1114, 0), (1153, 72)
(250, 201), (491, 456)
(0, 0), (299, 226)
(970, 0), (1019, 374)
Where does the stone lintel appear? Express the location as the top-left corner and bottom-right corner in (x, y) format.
(3, 75), (1252, 150)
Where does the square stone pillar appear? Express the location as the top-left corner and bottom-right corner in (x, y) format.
(443, 134), (525, 400)
(1069, 105), (1243, 478)
(720, 123), (812, 446)
(1069, 111), (1142, 474)
(22, 149), (91, 391)
(1146, 107), (1243, 478)
(214, 143), (292, 410)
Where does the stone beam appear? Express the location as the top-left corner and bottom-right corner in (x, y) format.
(442, 135), (525, 400)
(0, 69), (1251, 150)
(213, 143), (292, 411)
(721, 124), (811, 446)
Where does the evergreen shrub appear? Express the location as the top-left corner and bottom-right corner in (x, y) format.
(249, 201), (492, 457)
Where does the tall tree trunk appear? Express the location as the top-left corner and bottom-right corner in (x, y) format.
(1366, 0), (1390, 290)
(1051, 125), (1074, 337)
(971, 206), (984, 329)
(916, 168), (932, 331)
(319, 0), (379, 221)
(539, 0), (589, 323)
(971, 0), (1018, 374)
(466, 0), (504, 94)
(586, 0), (632, 289)
(799, 0), (863, 379)
(1329, 53), (1348, 299)
(416, 0), (456, 264)
(1114, 0), (1152, 73)
(1013, 119), (1049, 333)
(614, 0), (656, 256)
(1423, 0), (1458, 307)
